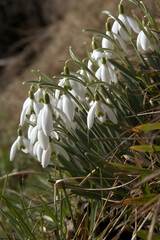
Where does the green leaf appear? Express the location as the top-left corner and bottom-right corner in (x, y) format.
(134, 122), (160, 132)
(130, 145), (160, 152)
(39, 196), (66, 238)
(0, 194), (36, 239)
(121, 194), (158, 206)
(137, 230), (160, 240)
(110, 163), (153, 174)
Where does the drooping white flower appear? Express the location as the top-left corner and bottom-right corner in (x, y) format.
(30, 125), (38, 145)
(58, 94), (76, 122)
(112, 4), (140, 41)
(34, 87), (45, 103)
(136, 27), (159, 52)
(37, 93), (53, 137)
(10, 128), (26, 161)
(87, 96), (117, 129)
(102, 21), (127, 56)
(20, 88), (41, 126)
(41, 140), (70, 168)
(87, 40), (103, 72)
(37, 129), (49, 150)
(95, 57), (118, 84)
(41, 144), (51, 168)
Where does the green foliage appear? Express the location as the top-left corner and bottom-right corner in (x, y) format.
(1, 0), (160, 239)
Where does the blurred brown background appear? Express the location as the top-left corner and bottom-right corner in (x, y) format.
(0, 0), (157, 139)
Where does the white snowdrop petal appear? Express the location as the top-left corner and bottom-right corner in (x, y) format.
(34, 88), (44, 102)
(102, 104), (117, 124)
(136, 31), (143, 52)
(98, 115), (106, 123)
(25, 99), (33, 115)
(107, 108), (118, 124)
(10, 138), (19, 161)
(28, 125), (33, 139)
(87, 60), (93, 71)
(33, 100), (42, 116)
(87, 102), (96, 129)
(30, 125), (38, 145)
(119, 14), (131, 34)
(41, 104), (53, 136)
(22, 138), (32, 154)
(115, 33), (127, 52)
(50, 131), (59, 140)
(33, 141), (39, 156)
(37, 108), (44, 130)
(20, 104), (28, 126)
(37, 144), (43, 162)
(62, 95), (75, 121)
(112, 20), (119, 34)
(95, 68), (101, 80)
(54, 144), (70, 161)
(103, 31), (114, 49)
(38, 130), (49, 150)
(127, 16), (140, 33)
(119, 26), (130, 41)
(141, 31), (149, 52)
(101, 64), (110, 83)
(92, 50), (103, 66)
(42, 145), (51, 168)
(108, 65), (118, 84)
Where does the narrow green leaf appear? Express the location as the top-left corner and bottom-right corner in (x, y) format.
(39, 196), (64, 235)
(110, 163), (153, 174)
(128, 0), (139, 5)
(121, 194), (158, 206)
(135, 122), (160, 132)
(137, 230), (160, 240)
(130, 145), (160, 152)
(0, 195), (36, 239)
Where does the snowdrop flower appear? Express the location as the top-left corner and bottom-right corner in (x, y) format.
(41, 139), (70, 168)
(20, 87), (41, 126)
(112, 4), (140, 41)
(41, 144), (51, 168)
(33, 141), (43, 162)
(102, 21), (127, 56)
(37, 129), (50, 150)
(58, 94), (76, 122)
(29, 125), (38, 145)
(10, 128), (26, 161)
(34, 87), (44, 103)
(136, 27), (159, 52)
(55, 78), (66, 100)
(95, 57), (118, 84)
(37, 93), (53, 137)
(87, 39), (103, 72)
(27, 114), (36, 139)
(87, 94), (117, 129)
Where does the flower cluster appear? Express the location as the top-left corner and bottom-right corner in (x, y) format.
(10, 2), (159, 168)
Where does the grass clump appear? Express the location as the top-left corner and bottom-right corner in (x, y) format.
(1, 0), (160, 239)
